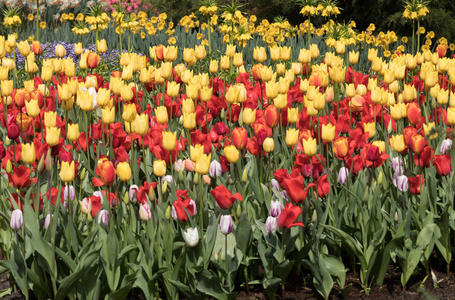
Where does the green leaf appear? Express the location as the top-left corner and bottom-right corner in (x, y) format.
(55, 246), (101, 300)
(235, 212), (252, 255)
(195, 270), (229, 300)
(11, 241), (28, 300)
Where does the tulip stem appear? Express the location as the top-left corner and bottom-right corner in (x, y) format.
(84, 111), (90, 172)
(225, 234), (228, 286)
(198, 175), (204, 230)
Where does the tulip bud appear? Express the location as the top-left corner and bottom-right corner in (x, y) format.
(242, 169), (247, 182)
(63, 185), (75, 202)
(45, 149), (52, 170)
(183, 227), (199, 247)
(80, 168), (86, 180)
(363, 185), (369, 202)
(338, 167), (349, 184)
(97, 209), (109, 226)
(37, 154), (45, 173)
(10, 209), (23, 231)
(123, 191), (129, 204)
(269, 200), (283, 217)
(265, 216), (277, 234)
(5, 160), (12, 173)
(139, 203), (152, 221)
(236, 205), (242, 218)
(311, 210), (318, 223)
(44, 214), (51, 230)
(220, 215), (233, 235)
(148, 186), (156, 202)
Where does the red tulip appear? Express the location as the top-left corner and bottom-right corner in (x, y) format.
(408, 175), (425, 195)
(317, 174), (330, 198)
(8, 165), (31, 189)
(277, 203), (304, 228)
(210, 184), (242, 210)
(273, 169), (315, 204)
(409, 134), (427, 154)
(173, 190), (195, 222)
(433, 154), (451, 176)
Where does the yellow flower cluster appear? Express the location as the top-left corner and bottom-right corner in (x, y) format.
(199, 5), (218, 17)
(402, 4), (429, 20)
(4, 16), (21, 27)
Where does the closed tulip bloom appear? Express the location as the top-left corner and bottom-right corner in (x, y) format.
(183, 227), (199, 247)
(447, 107), (455, 125)
(155, 106), (169, 124)
(46, 127), (61, 147)
(310, 44), (319, 59)
(121, 84), (134, 102)
(264, 105), (279, 128)
(183, 112), (197, 129)
(17, 41), (30, 57)
(263, 137), (275, 153)
(209, 160), (222, 178)
(74, 42), (82, 55)
(166, 81), (180, 98)
(62, 97), (74, 111)
(274, 93), (287, 110)
(14, 88), (29, 107)
(209, 60), (218, 73)
(260, 65), (273, 82)
(77, 89), (93, 111)
(183, 48), (196, 64)
(58, 84), (72, 102)
(79, 198), (92, 215)
(220, 215), (233, 235)
(102, 106), (115, 124)
(133, 113), (149, 136)
(437, 88), (449, 105)
(265, 216), (277, 234)
(242, 108), (256, 125)
(287, 108), (299, 123)
(302, 137), (317, 156)
(86, 52), (100, 69)
(25, 99), (40, 117)
(333, 137), (349, 159)
(31, 40), (42, 55)
(116, 162), (132, 182)
(10, 209), (23, 231)
(21, 143), (36, 164)
(44, 111), (57, 127)
(224, 145), (239, 164)
(390, 134), (406, 153)
(190, 144), (205, 162)
(0, 67), (9, 81)
(232, 127), (248, 150)
(97, 159), (116, 186)
(67, 123), (80, 141)
(299, 49), (311, 63)
(122, 103), (137, 123)
(321, 123), (336, 142)
(270, 46), (280, 61)
(265, 81), (279, 100)
(162, 131), (177, 151)
(285, 128), (299, 146)
(406, 102), (421, 125)
(219, 55), (230, 70)
(253, 46), (267, 62)
(329, 66), (346, 83)
(153, 160), (167, 177)
(164, 46), (178, 61)
(161, 62), (173, 79)
(79, 51), (88, 69)
(372, 141), (386, 154)
(96, 88), (110, 107)
(349, 51), (359, 64)
(40, 64), (53, 82)
(54, 44), (66, 58)
(225, 44), (236, 58)
(195, 154), (211, 175)
(60, 161), (75, 183)
(364, 122), (376, 139)
(139, 203), (152, 221)
(410, 133), (427, 154)
(97, 39), (107, 53)
(233, 52), (243, 67)
(195, 45), (207, 60)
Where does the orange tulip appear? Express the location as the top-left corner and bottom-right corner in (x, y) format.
(406, 102), (421, 125)
(232, 127), (248, 150)
(410, 134), (427, 154)
(332, 137), (349, 159)
(14, 88), (29, 107)
(264, 105), (279, 128)
(96, 159), (116, 186)
(86, 52), (100, 69)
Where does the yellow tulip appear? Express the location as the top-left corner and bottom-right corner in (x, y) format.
(190, 144), (204, 162)
(155, 106), (168, 124)
(224, 145), (239, 164)
(102, 106), (115, 124)
(153, 160), (167, 177)
(67, 123), (80, 142)
(21, 143), (36, 164)
(195, 154), (211, 175)
(285, 128), (299, 146)
(46, 127), (61, 147)
(162, 131), (177, 151)
(60, 161), (75, 183)
(122, 103), (137, 123)
(116, 162), (132, 182)
(302, 137), (317, 156)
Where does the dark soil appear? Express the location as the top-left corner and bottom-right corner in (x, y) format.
(236, 266), (455, 300)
